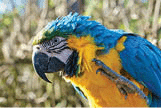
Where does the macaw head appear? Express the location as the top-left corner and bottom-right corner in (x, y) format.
(32, 13), (122, 82)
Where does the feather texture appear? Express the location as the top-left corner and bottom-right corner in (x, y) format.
(33, 13), (161, 107)
(64, 35), (148, 107)
(119, 35), (161, 106)
(33, 13), (123, 52)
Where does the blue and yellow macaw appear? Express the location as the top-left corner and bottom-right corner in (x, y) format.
(32, 13), (161, 107)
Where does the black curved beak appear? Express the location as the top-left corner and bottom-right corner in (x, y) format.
(32, 51), (65, 83)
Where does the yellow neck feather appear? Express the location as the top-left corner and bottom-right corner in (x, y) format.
(64, 35), (147, 107)
(67, 35), (104, 74)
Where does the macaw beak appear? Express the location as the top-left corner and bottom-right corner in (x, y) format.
(32, 51), (65, 83)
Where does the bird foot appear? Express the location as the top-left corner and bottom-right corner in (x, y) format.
(93, 58), (149, 104)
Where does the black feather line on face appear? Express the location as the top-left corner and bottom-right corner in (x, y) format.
(48, 39), (67, 49)
(64, 50), (79, 77)
(49, 43), (68, 51)
(47, 46), (70, 54)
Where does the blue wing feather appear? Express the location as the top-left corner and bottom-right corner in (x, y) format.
(72, 84), (87, 99)
(119, 35), (161, 105)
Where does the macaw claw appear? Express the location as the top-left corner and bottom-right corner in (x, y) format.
(93, 58), (149, 104)
(96, 68), (117, 81)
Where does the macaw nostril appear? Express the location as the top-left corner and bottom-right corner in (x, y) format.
(36, 46), (40, 50)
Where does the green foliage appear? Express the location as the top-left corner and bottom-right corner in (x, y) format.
(3, 17), (12, 26)
(119, 24), (126, 31)
(158, 29), (161, 40)
(48, 0), (55, 8)
(30, 20), (38, 34)
(129, 19), (138, 33)
(124, 0), (129, 8)
(0, 13), (13, 29)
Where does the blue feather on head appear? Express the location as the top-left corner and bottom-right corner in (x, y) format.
(33, 12), (124, 52)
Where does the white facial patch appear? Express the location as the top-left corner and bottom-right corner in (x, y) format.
(53, 49), (73, 64)
(33, 36), (73, 64)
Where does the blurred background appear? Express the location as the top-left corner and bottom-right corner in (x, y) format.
(0, 0), (160, 107)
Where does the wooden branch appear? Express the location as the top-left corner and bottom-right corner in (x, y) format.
(35, 0), (48, 33)
(152, 0), (161, 38)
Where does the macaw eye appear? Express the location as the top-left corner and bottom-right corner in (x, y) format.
(53, 37), (60, 44)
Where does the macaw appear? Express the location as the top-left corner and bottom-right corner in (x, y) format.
(32, 13), (161, 107)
